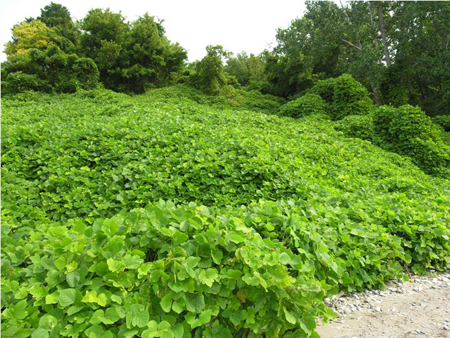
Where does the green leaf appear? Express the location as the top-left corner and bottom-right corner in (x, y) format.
(160, 292), (173, 313)
(228, 232), (244, 243)
(38, 314), (57, 330)
(53, 257), (66, 271)
(142, 321), (158, 338)
(198, 268), (218, 287)
(279, 252), (291, 265)
(130, 304), (149, 328)
(66, 271), (80, 287)
(283, 307), (297, 324)
(172, 296), (185, 314)
(31, 328), (49, 338)
(104, 307), (121, 323)
(9, 300), (28, 320)
(59, 288), (77, 307)
(45, 293), (59, 305)
(185, 293), (205, 312)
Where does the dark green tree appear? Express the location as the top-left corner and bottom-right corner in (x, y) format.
(190, 45), (230, 95)
(38, 2), (79, 48)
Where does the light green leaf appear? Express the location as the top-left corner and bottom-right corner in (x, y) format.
(160, 292), (173, 313)
(59, 288), (77, 307)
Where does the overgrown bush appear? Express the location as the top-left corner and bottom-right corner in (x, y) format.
(279, 94), (328, 118)
(312, 74), (373, 120)
(334, 114), (375, 142)
(433, 115), (450, 132)
(2, 46), (99, 94)
(373, 105), (450, 176)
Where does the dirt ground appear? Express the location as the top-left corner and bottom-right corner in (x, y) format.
(316, 272), (450, 338)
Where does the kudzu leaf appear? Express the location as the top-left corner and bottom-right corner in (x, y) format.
(283, 307), (297, 324)
(198, 268), (218, 287)
(130, 304), (149, 328)
(31, 328), (49, 338)
(160, 292), (173, 313)
(59, 289), (77, 307)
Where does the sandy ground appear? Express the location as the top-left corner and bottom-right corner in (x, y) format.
(316, 272), (450, 338)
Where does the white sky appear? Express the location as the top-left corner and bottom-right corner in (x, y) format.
(0, 0), (306, 62)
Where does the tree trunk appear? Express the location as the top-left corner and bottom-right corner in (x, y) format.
(377, 1), (391, 67)
(370, 79), (382, 105)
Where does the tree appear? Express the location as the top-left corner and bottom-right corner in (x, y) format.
(4, 20), (61, 59)
(2, 46), (99, 94)
(80, 9), (186, 93)
(38, 2), (79, 47)
(225, 52), (266, 87)
(190, 45), (230, 95)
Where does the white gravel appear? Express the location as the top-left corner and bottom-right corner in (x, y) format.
(316, 270), (450, 338)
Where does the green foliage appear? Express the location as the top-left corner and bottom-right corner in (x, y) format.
(2, 46), (99, 94)
(279, 94), (328, 118)
(80, 10), (187, 93)
(190, 45), (230, 95)
(2, 202), (335, 337)
(4, 20), (63, 58)
(225, 52), (267, 87)
(312, 74), (373, 120)
(334, 114), (375, 142)
(2, 89), (450, 337)
(2, 72), (49, 94)
(373, 105), (450, 176)
(433, 115), (450, 132)
(38, 2), (79, 47)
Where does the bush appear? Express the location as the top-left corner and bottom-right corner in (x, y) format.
(312, 74), (373, 120)
(279, 94), (328, 118)
(2, 46), (99, 94)
(373, 105), (450, 176)
(1, 202), (334, 337)
(433, 115), (450, 132)
(2, 72), (50, 94)
(334, 114), (375, 142)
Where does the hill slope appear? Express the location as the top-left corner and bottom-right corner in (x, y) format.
(2, 88), (450, 337)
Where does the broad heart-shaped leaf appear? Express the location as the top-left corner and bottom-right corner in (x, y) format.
(212, 324), (233, 338)
(31, 328), (49, 338)
(185, 293), (205, 312)
(172, 296), (185, 314)
(104, 307), (121, 323)
(82, 290), (107, 307)
(38, 314), (57, 330)
(198, 268), (218, 287)
(8, 299), (28, 320)
(59, 288), (77, 307)
(160, 292), (173, 313)
(283, 307), (297, 324)
(130, 304), (149, 328)
(66, 271), (81, 288)
(184, 257), (200, 278)
(142, 321), (158, 338)
(172, 323), (184, 338)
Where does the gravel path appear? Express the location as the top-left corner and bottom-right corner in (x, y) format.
(316, 271), (450, 338)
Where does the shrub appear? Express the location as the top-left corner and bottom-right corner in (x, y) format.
(334, 114), (375, 142)
(433, 115), (450, 132)
(373, 105), (450, 176)
(279, 94), (328, 118)
(2, 46), (99, 94)
(2, 71), (50, 94)
(312, 74), (373, 120)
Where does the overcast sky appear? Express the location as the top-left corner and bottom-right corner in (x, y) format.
(0, 0), (307, 62)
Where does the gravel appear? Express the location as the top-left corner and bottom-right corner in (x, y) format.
(316, 270), (450, 338)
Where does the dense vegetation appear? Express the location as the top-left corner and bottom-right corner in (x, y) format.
(2, 1), (450, 337)
(2, 87), (450, 337)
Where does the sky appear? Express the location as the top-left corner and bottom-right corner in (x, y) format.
(0, 0), (307, 62)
